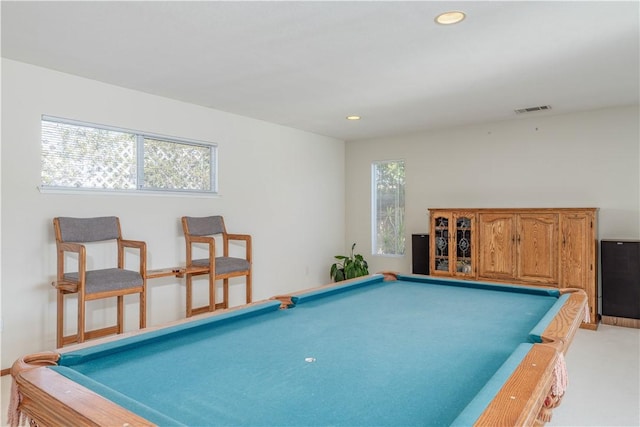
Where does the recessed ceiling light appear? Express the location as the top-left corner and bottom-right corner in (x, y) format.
(435, 11), (466, 25)
(346, 115), (361, 121)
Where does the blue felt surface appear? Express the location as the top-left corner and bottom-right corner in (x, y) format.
(54, 276), (559, 426)
(449, 343), (533, 426)
(50, 366), (186, 426)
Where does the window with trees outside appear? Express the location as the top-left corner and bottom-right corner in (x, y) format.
(40, 116), (217, 194)
(372, 160), (405, 256)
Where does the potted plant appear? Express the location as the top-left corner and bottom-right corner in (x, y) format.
(330, 243), (369, 282)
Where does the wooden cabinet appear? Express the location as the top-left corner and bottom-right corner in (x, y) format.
(429, 208), (598, 329)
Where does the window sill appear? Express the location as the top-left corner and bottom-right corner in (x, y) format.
(37, 186), (221, 199)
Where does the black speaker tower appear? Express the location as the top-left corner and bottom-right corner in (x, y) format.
(412, 234), (430, 275)
(601, 240), (640, 320)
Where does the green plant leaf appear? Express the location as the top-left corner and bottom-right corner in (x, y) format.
(330, 243), (369, 282)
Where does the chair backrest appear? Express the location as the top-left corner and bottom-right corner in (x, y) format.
(55, 216), (121, 243)
(183, 216), (227, 237)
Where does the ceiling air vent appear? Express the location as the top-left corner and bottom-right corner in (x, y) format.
(514, 105), (551, 114)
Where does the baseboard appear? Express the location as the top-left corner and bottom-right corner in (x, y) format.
(601, 315), (640, 329)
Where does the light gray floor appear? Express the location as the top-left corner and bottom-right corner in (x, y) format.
(1, 324), (638, 426)
(549, 324), (640, 427)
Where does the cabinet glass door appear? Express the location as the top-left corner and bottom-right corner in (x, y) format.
(433, 215), (451, 272)
(454, 214), (473, 276)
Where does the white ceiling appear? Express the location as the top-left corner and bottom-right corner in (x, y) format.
(2, 1), (639, 141)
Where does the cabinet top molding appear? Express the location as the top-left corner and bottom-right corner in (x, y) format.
(428, 207), (598, 212)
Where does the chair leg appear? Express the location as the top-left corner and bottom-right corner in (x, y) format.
(117, 295), (124, 334)
(56, 291), (64, 348)
(78, 295), (85, 344)
(246, 273), (252, 304)
(140, 283), (146, 329)
(223, 279), (229, 309)
(209, 274), (216, 312)
(186, 274), (193, 317)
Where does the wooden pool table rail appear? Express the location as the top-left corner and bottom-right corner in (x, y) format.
(475, 290), (587, 426)
(11, 274), (587, 427)
(11, 361), (151, 427)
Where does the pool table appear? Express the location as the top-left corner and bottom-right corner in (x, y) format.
(10, 273), (587, 426)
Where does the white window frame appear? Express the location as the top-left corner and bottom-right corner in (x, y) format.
(371, 159), (406, 257)
(40, 115), (218, 196)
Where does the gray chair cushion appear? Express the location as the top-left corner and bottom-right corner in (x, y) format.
(58, 217), (120, 242)
(64, 268), (143, 294)
(193, 257), (250, 275)
(184, 216), (225, 236)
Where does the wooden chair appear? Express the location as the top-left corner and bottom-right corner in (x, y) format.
(182, 216), (252, 316)
(53, 216), (146, 347)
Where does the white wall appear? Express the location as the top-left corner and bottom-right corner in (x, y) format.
(346, 106), (640, 274)
(3, 58), (638, 371)
(0, 59), (346, 369)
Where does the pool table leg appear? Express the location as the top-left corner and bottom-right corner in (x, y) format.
(537, 390), (563, 425)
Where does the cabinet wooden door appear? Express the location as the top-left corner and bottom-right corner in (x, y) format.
(560, 212), (595, 286)
(478, 213), (516, 280)
(560, 213), (590, 289)
(517, 213), (558, 284)
(560, 212), (596, 326)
